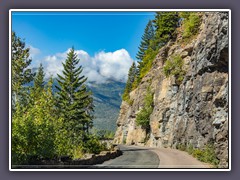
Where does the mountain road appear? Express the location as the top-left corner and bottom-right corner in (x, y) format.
(94, 145), (210, 169)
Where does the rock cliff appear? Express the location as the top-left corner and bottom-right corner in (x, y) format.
(114, 12), (229, 168)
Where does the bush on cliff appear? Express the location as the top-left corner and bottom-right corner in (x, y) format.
(179, 12), (201, 39)
(136, 87), (154, 131)
(163, 55), (186, 84)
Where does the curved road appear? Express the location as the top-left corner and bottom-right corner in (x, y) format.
(95, 145), (210, 169)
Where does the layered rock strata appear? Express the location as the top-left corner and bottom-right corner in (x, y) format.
(114, 12), (229, 168)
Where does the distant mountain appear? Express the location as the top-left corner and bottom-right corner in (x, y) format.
(26, 77), (125, 131)
(88, 80), (125, 131)
(47, 78), (125, 132)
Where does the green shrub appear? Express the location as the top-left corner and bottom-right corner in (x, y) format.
(95, 129), (115, 140)
(178, 143), (220, 167)
(194, 144), (220, 166)
(163, 55), (186, 84)
(72, 146), (85, 159)
(186, 144), (194, 155)
(139, 47), (158, 80)
(83, 135), (107, 154)
(176, 143), (187, 151)
(123, 137), (126, 144)
(136, 87), (154, 131)
(179, 12), (201, 39)
(122, 91), (134, 105)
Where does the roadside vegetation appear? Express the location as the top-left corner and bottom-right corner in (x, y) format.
(11, 32), (108, 165)
(176, 143), (219, 167)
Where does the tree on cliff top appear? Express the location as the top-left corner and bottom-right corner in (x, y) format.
(153, 12), (179, 48)
(136, 20), (155, 62)
(122, 62), (137, 103)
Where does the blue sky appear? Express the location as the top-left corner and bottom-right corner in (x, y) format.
(12, 11), (155, 83)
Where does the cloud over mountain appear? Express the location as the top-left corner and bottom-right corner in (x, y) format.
(43, 48), (134, 83)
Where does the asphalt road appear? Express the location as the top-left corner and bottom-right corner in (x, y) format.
(94, 145), (159, 168)
(95, 145), (210, 169)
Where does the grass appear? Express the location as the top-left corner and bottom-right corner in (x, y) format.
(176, 143), (220, 167)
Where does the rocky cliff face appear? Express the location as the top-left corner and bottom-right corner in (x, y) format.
(114, 12), (229, 168)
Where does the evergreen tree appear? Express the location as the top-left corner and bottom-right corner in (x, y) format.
(55, 48), (94, 145)
(136, 20), (155, 61)
(30, 63), (45, 103)
(12, 31), (35, 110)
(33, 63), (45, 90)
(153, 12), (179, 48)
(133, 12), (180, 86)
(122, 62), (137, 102)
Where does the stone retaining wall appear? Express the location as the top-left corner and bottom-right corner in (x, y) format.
(12, 148), (122, 169)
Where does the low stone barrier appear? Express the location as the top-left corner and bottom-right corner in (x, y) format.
(12, 148), (122, 169)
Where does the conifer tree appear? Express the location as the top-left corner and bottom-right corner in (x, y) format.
(56, 48), (94, 145)
(136, 20), (155, 62)
(133, 12), (180, 86)
(33, 63), (45, 90)
(122, 62), (137, 101)
(12, 31), (35, 110)
(153, 12), (179, 48)
(134, 21), (155, 87)
(30, 63), (45, 103)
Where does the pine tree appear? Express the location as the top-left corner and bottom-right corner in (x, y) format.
(136, 20), (155, 67)
(134, 20), (155, 86)
(55, 48), (94, 145)
(30, 63), (45, 103)
(12, 31), (35, 110)
(122, 62), (137, 102)
(133, 12), (180, 86)
(153, 12), (179, 48)
(33, 63), (45, 90)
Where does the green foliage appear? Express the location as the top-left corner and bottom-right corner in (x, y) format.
(134, 12), (179, 87)
(72, 146), (85, 159)
(83, 135), (107, 154)
(176, 143), (187, 151)
(12, 79), (57, 164)
(179, 12), (201, 39)
(33, 63), (45, 90)
(123, 137), (127, 144)
(30, 63), (46, 104)
(153, 12), (179, 48)
(11, 43), (104, 165)
(12, 31), (35, 110)
(191, 144), (219, 166)
(56, 48), (94, 145)
(139, 47), (158, 79)
(177, 143), (220, 166)
(93, 129), (115, 140)
(136, 87), (154, 131)
(163, 55), (186, 84)
(122, 62), (137, 104)
(136, 20), (155, 61)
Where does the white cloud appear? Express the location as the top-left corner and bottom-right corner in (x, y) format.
(42, 48), (134, 83)
(28, 45), (40, 59)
